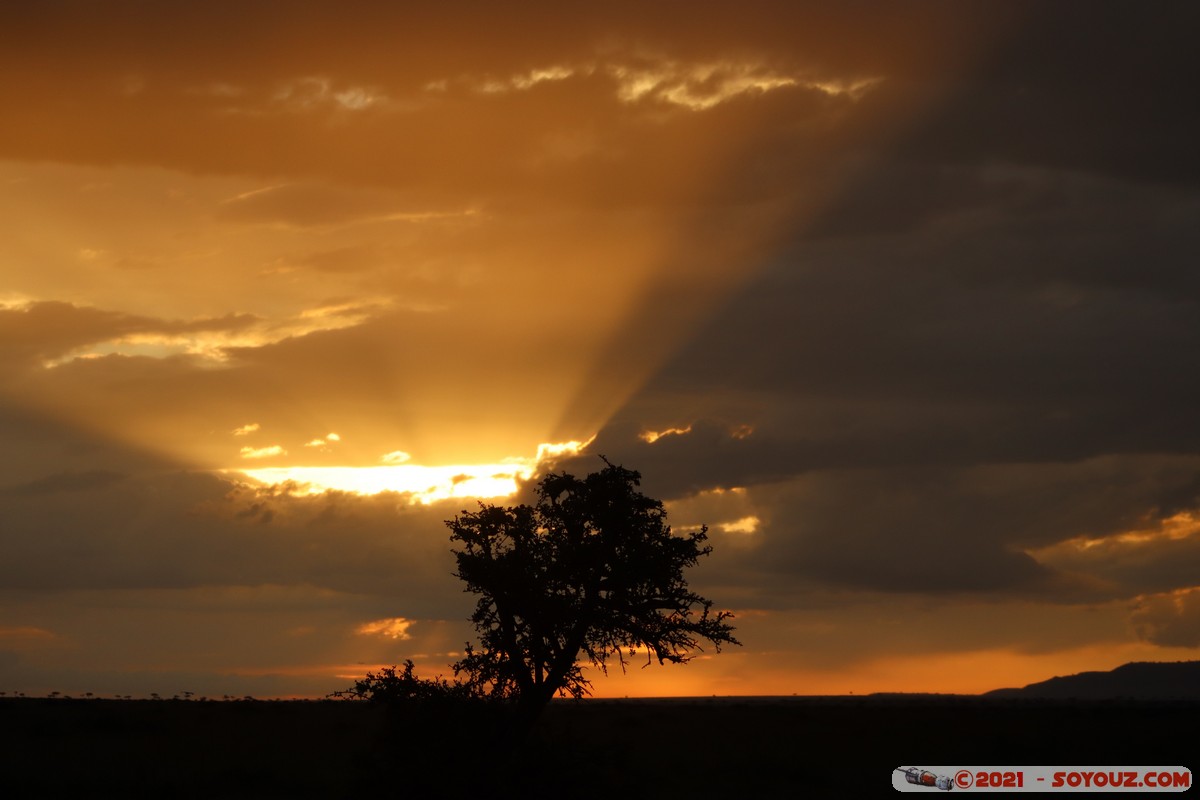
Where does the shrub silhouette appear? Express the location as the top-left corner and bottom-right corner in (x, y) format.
(331, 660), (483, 705)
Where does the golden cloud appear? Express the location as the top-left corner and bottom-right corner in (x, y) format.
(356, 617), (413, 640)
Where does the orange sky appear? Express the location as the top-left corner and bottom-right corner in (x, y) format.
(2, 1), (1199, 699)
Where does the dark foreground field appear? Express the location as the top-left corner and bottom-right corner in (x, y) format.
(1, 695), (1193, 797)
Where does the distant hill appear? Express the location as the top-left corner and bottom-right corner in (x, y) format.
(986, 661), (1200, 700)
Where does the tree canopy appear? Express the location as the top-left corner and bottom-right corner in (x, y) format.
(446, 461), (739, 717)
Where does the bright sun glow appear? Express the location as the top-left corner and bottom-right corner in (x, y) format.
(230, 437), (595, 503)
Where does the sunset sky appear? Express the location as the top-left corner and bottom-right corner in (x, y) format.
(3, 1), (1199, 698)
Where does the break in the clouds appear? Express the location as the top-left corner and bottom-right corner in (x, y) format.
(1, 1), (1199, 698)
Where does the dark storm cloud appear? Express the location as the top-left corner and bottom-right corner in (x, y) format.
(0, 454), (465, 617)
(738, 459), (1200, 597)
(553, 419), (773, 500)
(887, 2), (1200, 188)
(549, 4), (1200, 609)
(546, 0), (1200, 472)
(1132, 590), (1200, 648)
(0, 401), (460, 613)
(574, 203), (1200, 481)
(585, 124), (1200, 489)
(572, 179), (1200, 598)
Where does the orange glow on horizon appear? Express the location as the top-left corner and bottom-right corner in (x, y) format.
(571, 642), (1200, 699)
(223, 640), (1200, 700)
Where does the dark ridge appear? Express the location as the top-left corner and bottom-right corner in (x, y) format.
(986, 660), (1200, 699)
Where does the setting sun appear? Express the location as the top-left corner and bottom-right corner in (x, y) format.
(232, 439), (595, 503)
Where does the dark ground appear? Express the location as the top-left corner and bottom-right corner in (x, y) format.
(0, 695), (1193, 797)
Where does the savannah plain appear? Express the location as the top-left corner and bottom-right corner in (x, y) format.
(2, 693), (1194, 796)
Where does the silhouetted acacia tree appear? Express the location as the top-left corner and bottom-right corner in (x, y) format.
(446, 460), (739, 720)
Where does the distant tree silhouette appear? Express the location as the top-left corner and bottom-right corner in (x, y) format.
(446, 460), (740, 721)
